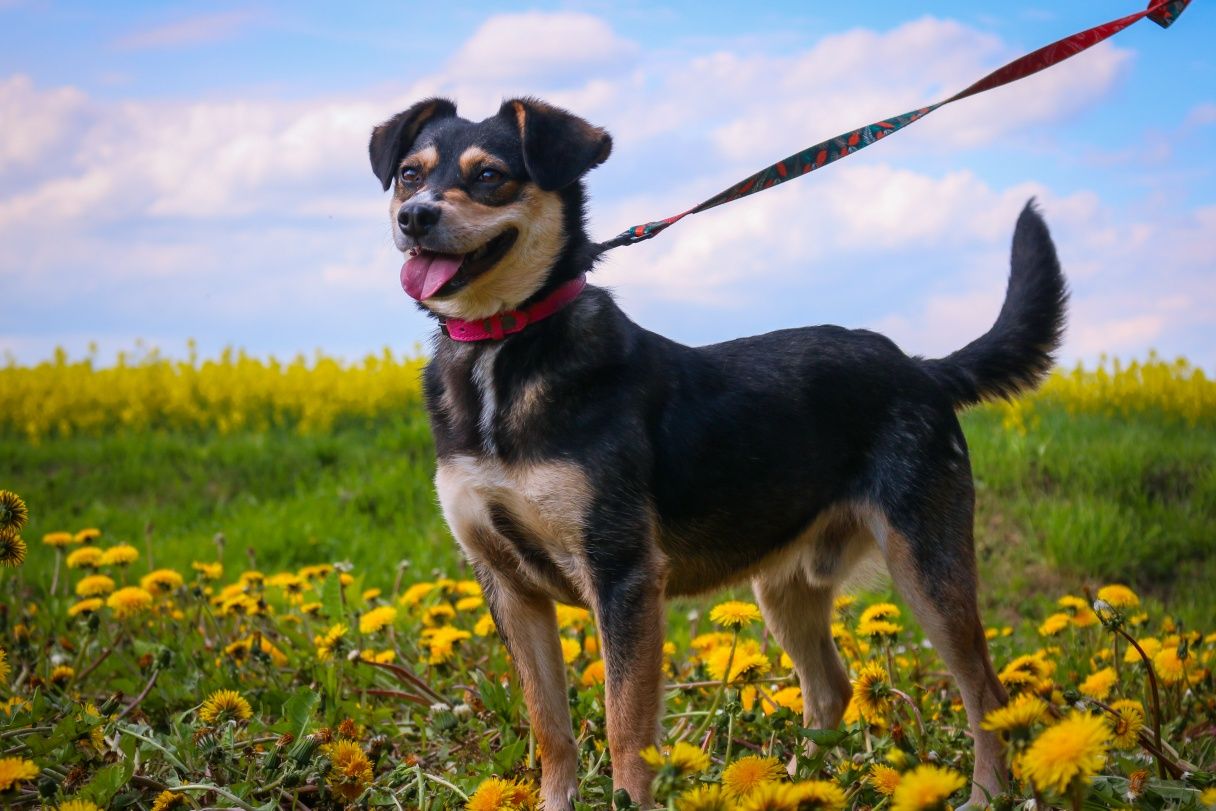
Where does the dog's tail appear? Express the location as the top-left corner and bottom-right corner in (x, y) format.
(921, 200), (1068, 408)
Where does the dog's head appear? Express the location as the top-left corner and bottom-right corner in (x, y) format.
(369, 98), (612, 321)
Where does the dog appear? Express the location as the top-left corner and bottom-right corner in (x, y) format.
(368, 97), (1067, 809)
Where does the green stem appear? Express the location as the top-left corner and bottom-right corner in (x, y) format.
(693, 630), (738, 743)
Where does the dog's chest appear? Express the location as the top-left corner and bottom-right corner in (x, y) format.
(434, 454), (592, 602)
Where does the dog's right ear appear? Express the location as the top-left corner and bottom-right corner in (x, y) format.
(368, 98), (457, 191)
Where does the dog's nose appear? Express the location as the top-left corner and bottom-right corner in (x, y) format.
(397, 203), (441, 238)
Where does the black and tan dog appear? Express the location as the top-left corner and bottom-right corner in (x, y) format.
(369, 97), (1067, 809)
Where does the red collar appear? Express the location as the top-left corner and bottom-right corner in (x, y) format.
(443, 275), (587, 342)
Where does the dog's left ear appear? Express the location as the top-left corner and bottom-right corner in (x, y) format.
(499, 98), (612, 191)
(368, 98), (458, 191)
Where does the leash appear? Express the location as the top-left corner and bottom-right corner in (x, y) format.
(593, 0), (1192, 256)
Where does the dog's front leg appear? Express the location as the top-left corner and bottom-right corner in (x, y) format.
(476, 565), (579, 810)
(589, 544), (667, 809)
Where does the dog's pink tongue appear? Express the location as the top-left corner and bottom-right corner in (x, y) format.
(401, 252), (464, 301)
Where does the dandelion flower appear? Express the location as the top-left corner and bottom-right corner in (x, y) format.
(140, 569), (184, 595)
(1199, 787), (1216, 808)
(639, 741), (710, 776)
(1079, 667), (1117, 700)
(1124, 637), (1161, 663)
(1108, 699), (1145, 749)
(99, 544), (139, 566)
(852, 662), (892, 719)
(358, 605), (398, 634)
(0, 756), (38, 791)
(198, 689), (253, 724)
(736, 782), (800, 810)
(314, 623), (349, 660)
(1153, 648), (1185, 685)
(1057, 595), (1087, 612)
(474, 612), (497, 637)
(0, 532), (26, 567)
(191, 561), (223, 580)
(361, 587), (382, 602)
(890, 764), (966, 811)
(150, 790), (189, 811)
(0, 491), (28, 535)
(74, 528), (101, 544)
(857, 618), (904, 638)
(423, 625), (472, 664)
(859, 602), (901, 624)
(68, 598), (103, 617)
(43, 531), (75, 548)
(709, 600), (762, 629)
(868, 764), (902, 796)
(75, 574), (116, 597)
(1037, 613), (1071, 637)
(107, 586), (153, 619)
(51, 665), (75, 685)
(767, 686), (803, 715)
(1096, 584), (1139, 609)
(323, 739), (374, 802)
(66, 547), (104, 569)
(787, 780), (847, 809)
(555, 604), (592, 629)
(722, 755), (785, 798)
(581, 660), (605, 686)
(399, 581), (435, 606)
(981, 693), (1049, 738)
(423, 604), (456, 627)
(675, 784), (736, 811)
(465, 776), (539, 810)
(456, 595), (484, 612)
(57, 802), (102, 811)
(1019, 711), (1109, 796)
(560, 638), (581, 664)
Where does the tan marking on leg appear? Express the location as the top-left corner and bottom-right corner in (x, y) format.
(884, 528), (1008, 804)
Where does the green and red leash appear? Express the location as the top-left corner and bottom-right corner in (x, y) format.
(593, 0), (1192, 256)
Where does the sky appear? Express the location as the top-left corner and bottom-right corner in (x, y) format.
(1, 0), (1214, 370)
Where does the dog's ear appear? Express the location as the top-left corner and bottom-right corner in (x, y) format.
(498, 98), (612, 191)
(368, 98), (457, 191)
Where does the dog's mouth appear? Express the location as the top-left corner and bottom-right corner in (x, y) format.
(400, 229), (519, 301)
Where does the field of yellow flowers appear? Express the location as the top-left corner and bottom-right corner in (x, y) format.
(1, 346), (1214, 809)
(1, 486), (1214, 810)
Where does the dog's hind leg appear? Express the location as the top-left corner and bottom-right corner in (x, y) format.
(879, 494), (1009, 806)
(752, 570), (851, 735)
(476, 564), (579, 811)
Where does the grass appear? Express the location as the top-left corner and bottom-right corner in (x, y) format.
(3, 401), (1213, 627)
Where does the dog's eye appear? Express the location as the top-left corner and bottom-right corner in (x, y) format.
(475, 167), (503, 184)
(400, 166), (422, 185)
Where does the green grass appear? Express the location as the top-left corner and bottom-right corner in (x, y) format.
(3, 402), (1213, 628)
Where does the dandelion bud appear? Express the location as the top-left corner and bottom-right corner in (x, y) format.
(290, 733), (323, 767)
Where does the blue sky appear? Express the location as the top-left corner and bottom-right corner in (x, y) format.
(1, 1), (1213, 368)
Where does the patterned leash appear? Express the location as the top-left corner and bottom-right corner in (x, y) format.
(594, 0), (1192, 255)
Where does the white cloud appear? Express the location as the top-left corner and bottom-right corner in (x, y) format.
(447, 12), (638, 83)
(112, 10), (262, 50)
(0, 74), (87, 172)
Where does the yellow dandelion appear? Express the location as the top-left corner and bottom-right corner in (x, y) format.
(465, 776), (539, 810)
(66, 546), (103, 569)
(198, 689), (252, 724)
(1108, 699), (1145, 749)
(1057, 595), (1088, 612)
(560, 637), (581, 664)
(150, 790), (189, 811)
(74, 528), (101, 544)
(1019, 711), (1109, 796)
(0, 532), (26, 567)
(51, 665), (75, 685)
(737, 782), (799, 810)
(1071, 608), (1099, 628)
(555, 604), (593, 629)
(722, 755), (785, 798)
(675, 783), (736, 811)
(1079, 667), (1118, 700)
(57, 801), (102, 811)
(0, 491), (27, 534)
(362, 587), (382, 602)
(43, 531), (75, 548)
(0, 756), (38, 790)
(423, 604), (456, 627)
(581, 659), (605, 687)
(1038, 613), (1071, 637)
(140, 569), (184, 595)
(859, 602), (901, 624)
(75, 574), (116, 597)
(1199, 787), (1216, 808)
(852, 662), (893, 719)
(868, 764), (902, 796)
(691, 632), (736, 656)
(709, 600), (763, 630)
(856, 618), (903, 638)
(301, 601), (322, 616)
(399, 581), (435, 606)
(981, 693), (1049, 738)
(456, 595), (484, 612)
(63, 598), (102, 621)
(1096, 584), (1139, 609)
(474, 612), (497, 637)
(788, 779), (847, 809)
(423, 625), (472, 664)
(767, 686), (803, 715)
(107, 586), (153, 619)
(298, 563), (333, 581)
(1125, 637), (1161, 663)
(639, 741), (710, 776)
(706, 644), (771, 683)
(1002, 652), (1055, 681)
(314, 623), (349, 660)
(890, 765), (966, 811)
(99, 544), (139, 566)
(1154, 648), (1185, 685)
(358, 605), (398, 634)
(191, 561), (223, 580)
(323, 739), (374, 802)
